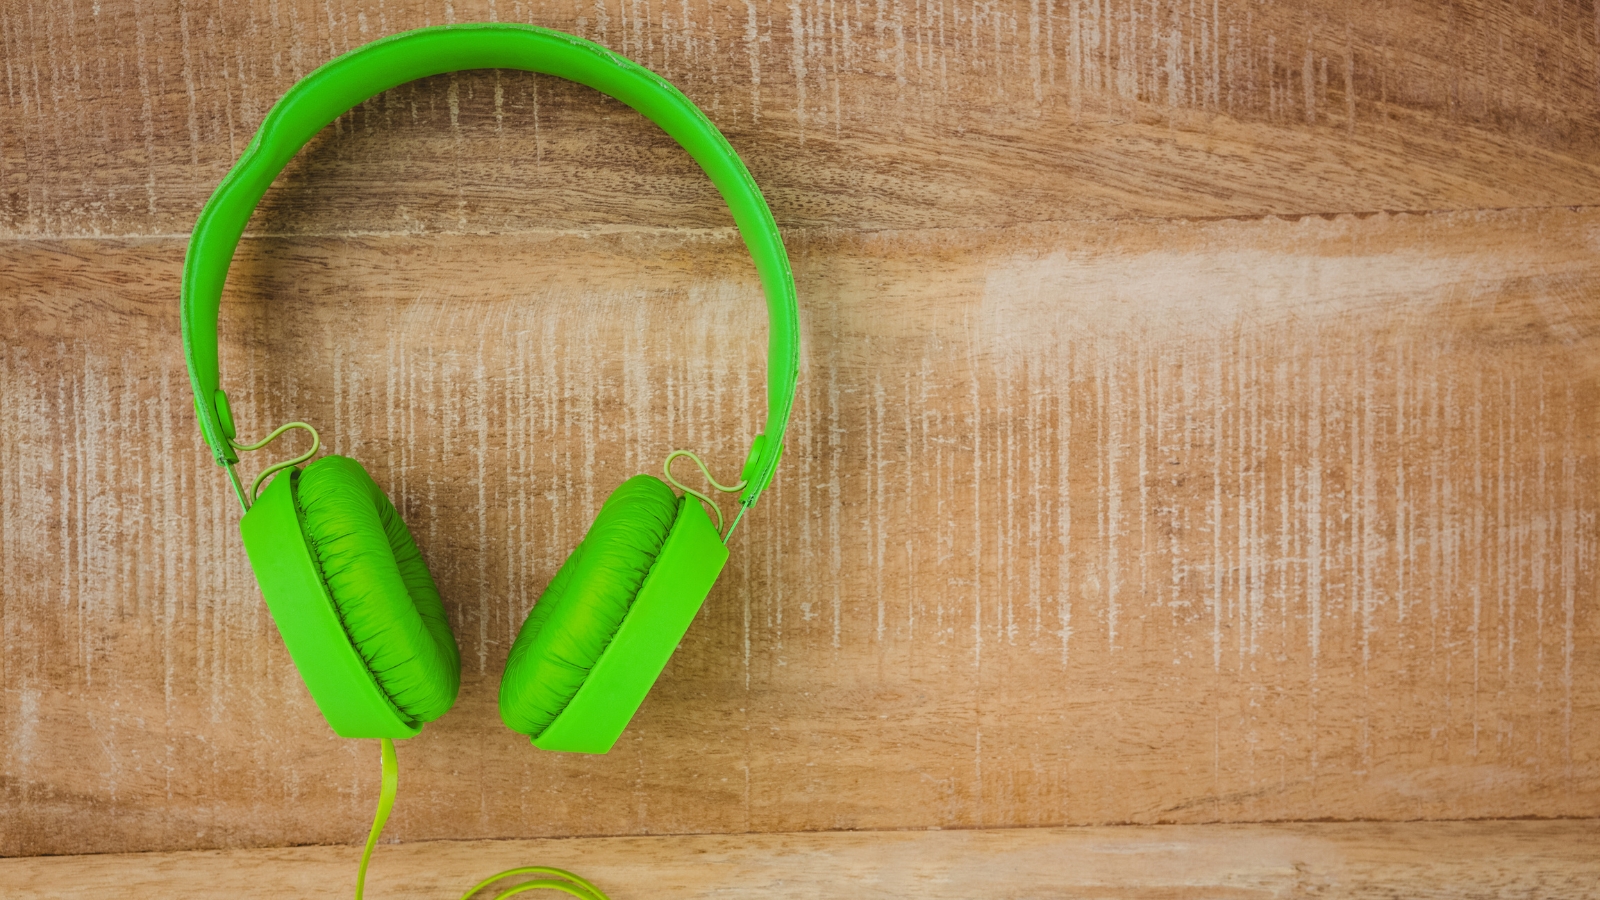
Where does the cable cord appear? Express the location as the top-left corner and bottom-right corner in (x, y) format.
(662, 449), (746, 539)
(353, 738), (398, 900)
(225, 420), (323, 512)
(354, 739), (610, 900)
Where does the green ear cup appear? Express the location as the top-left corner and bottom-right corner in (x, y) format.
(296, 456), (461, 724)
(528, 490), (729, 753)
(499, 475), (678, 735)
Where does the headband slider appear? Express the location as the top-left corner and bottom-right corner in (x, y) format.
(738, 434), (783, 507)
(214, 389), (239, 441)
(194, 390), (241, 465)
(739, 435), (769, 485)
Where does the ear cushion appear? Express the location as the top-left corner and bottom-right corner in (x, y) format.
(499, 474), (679, 736)
(295, 455), (461, 725)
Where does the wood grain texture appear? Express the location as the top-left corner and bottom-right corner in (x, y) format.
(6, 0), (1600, 239)
(4, 822), (1600, 898)
(4, 206), (1598, 855)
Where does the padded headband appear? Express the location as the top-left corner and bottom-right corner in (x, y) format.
(181, 24), (798, 507)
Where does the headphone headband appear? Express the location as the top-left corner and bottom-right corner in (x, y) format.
(181, 24), (798, 508)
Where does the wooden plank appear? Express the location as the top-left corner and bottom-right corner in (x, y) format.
(3, 206), (1597, 856)
(3, 822), (1599, 898)
(5, 0), (1600, 239)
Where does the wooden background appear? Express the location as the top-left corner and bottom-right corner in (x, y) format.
(4, 0), (1599, 862)
(11, 822), (1600, 897)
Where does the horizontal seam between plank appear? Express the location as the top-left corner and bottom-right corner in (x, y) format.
(5, 202), (1600, 243)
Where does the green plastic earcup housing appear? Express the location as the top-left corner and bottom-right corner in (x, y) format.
(239, 457), (460, 738)
(499, 476), (728, 753)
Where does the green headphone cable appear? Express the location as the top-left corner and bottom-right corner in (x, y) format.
(662, 450), (746, 538)
(224, 420), (323, 511)
(353, 738), (398, 900)
(355, 739), (610, 900)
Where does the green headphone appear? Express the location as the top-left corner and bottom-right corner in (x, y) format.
(181, 24), (799, 755)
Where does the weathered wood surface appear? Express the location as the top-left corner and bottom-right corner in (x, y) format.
(5, 822), (1600, 898)
(4, 207), (1598, 855)
(5, 0), (1600, 239)
(3, 0), (1600, 860)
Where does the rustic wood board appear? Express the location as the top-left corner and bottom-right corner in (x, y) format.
(5, 0), (1600, 862)
(4, 822), (1599, 898)
(4, 206), (1597, 855)
(5, 0), (1600, 240)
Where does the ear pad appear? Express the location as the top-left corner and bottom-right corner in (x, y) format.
(296, 455), (461, 724)
(499, 474), (679, 736)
